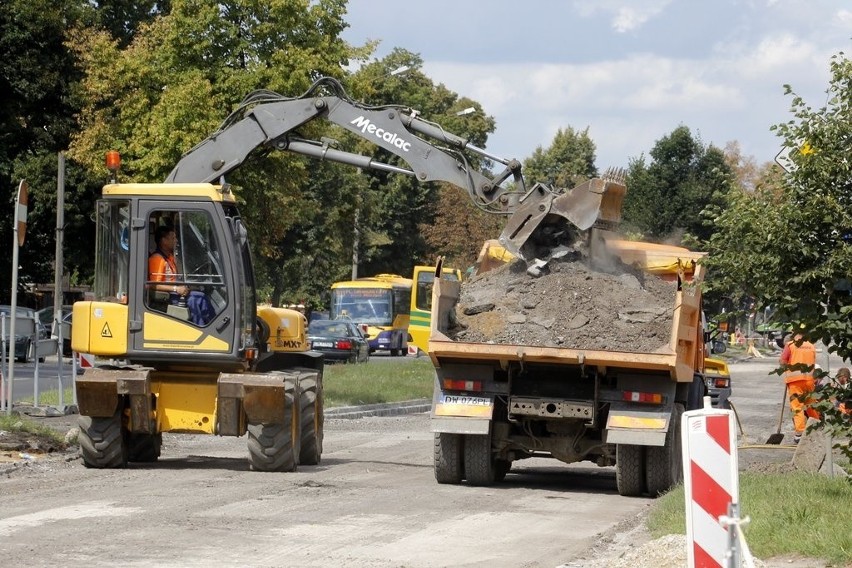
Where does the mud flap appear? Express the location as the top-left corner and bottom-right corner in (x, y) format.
(605, 402), (671, 446)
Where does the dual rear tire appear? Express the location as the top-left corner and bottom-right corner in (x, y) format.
(434, 431), (510, 486)
(615, 403), (684, 497)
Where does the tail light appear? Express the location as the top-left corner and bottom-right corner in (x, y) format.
(336, 339), (352, 350)
(442, 379), (483, 392)
(622, 391), (664, 404)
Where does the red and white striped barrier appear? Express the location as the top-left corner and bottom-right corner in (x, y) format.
(76, 352), (95, 369)
(682, 398), (740, 568)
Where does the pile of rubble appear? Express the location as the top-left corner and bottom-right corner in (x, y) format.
(449, 251), (678, 353)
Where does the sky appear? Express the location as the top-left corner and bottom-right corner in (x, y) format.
(341, 0), (852, 171)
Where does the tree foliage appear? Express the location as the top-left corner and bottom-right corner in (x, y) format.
(705, 52), (852, 363)
(523, 127), (597, 188)
(622, 126), (733, 247)
(0, 0), (104, 303)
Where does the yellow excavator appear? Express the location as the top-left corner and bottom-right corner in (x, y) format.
(72, 76), (625, 471)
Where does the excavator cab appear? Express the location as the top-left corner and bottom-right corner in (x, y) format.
(73, 183), (255, 371)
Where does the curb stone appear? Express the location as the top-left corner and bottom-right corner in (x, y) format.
(324, 399), (431, 419)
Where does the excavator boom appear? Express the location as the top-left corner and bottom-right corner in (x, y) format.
(165, 77), (624, 256)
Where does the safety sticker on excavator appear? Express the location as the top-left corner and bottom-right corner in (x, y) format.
(101, 323), (112, 338)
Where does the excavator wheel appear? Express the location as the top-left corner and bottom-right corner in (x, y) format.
(247, 422), (296, 472)
(78, 409), (128, 469)
(645, 403), (684, 496)
(615, 444), (646, 497)
(433, 432), (464, 484)
(247, 375), (297, 472)
(297, 370), (323, 466)
(128, 433), (162, 463)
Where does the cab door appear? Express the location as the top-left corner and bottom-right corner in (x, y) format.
(129, 200), (238, 360)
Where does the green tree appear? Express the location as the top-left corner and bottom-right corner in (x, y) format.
(704, 52), (852, 464)
(622, 126), (732, 246)
(706, 52), (852, 359)
(523, 127), (597, 189)
(0, 0), (101, 304)
(67, 0), (358, 304)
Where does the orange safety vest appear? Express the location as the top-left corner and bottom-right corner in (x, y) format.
(785, 341), (816, 384)
(148, 250), (178, 283)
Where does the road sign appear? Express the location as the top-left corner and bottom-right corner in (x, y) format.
(775, 141), (814, 174)
(16, 180), (28, 246)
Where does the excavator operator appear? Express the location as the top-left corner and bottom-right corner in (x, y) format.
(148, 225), (190, 298)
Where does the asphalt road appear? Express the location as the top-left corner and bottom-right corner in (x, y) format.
(0, 347), (845, 567)
(1, 355), (79, 407)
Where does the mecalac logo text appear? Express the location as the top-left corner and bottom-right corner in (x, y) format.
(350, 116), (412, 152)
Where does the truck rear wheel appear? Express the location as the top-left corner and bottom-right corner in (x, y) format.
(646, 403), (684, 496)
(463, 433), (496, 486)
(615, 444), (646, 497)
(128, 433), (162, 462)
(495, 459), (512, 481)
(298, 371), (323, 466)
(79, 409), (128, 469)
(434, 433), (464, 484)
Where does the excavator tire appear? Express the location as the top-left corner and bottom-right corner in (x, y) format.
(463, 433), (497, 486)
(247, 422), (296, 472)
(433, 432), (464, 484)
(247, 375), (297, 472)
(616, 444), (646, 497)
(297, 370), (323, 466)
(78, 409), (128, 469)
(645, 403), (684, 496)
(128, 433), (162, 463)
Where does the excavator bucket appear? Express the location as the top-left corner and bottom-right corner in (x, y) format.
(499, 168), (626, 260)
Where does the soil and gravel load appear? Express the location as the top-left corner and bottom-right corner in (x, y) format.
(448, 249), (678, 353)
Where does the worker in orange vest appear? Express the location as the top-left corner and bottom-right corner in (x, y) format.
(779, 331), (820, 443)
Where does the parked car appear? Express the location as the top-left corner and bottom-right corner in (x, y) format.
(308, 319), (370, 364)
(36, 306), (73, 356)
(0, 305), (43, 363)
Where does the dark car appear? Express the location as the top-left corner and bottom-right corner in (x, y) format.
(0, 305), (42, 363)
(308, 319), (370, 364)
(37, 306), (73, 356)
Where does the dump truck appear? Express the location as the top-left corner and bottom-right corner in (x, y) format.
(72, 76), (623, 471)
(428, 239), (714, 496)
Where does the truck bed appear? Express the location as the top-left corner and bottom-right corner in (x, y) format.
(428, 261), (705, 382)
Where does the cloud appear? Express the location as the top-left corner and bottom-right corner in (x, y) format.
(572, 0), (673, 32)
(836, 9), (852, 25)
(428, 55), (740, 117)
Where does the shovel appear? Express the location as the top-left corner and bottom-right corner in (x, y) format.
(765, 385), (788, 444)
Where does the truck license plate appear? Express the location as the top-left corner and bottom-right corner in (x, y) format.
(434, 394), (494, 418)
